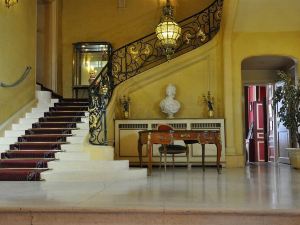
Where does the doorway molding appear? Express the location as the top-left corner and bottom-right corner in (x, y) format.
(241, 55), (297, 164)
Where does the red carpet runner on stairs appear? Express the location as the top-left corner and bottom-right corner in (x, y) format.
(0, 99), (89, 181)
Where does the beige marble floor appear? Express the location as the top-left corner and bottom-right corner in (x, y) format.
(0, 163), (299, 213)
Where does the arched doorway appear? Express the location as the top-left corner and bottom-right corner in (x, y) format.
(241, 55), (297, 164)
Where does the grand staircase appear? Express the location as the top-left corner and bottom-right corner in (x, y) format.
(0, 88), (146, 181)
(0, 0), (223, 181)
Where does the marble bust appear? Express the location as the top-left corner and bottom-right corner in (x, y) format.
(160, 84), (181, 118)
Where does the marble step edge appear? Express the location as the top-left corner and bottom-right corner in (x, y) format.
(19, 117), (88, 124)
(25, 113), (89, 119)
(4, 129), (88, 138)
(41, 168), (147, 181)
(11, 123), (88, 130)
(48, 160), (130, 171)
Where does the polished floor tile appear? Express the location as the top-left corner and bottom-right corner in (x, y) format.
(0, 163), (299, 212)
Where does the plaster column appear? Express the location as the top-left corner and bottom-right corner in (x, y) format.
(222, 0), (245, 167)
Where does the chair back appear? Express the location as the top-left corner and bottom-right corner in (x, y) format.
(157, 124), (173, 131)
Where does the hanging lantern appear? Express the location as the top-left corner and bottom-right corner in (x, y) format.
(155, 0), (181, 60)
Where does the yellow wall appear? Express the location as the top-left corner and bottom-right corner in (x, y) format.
(221, 0), (300, 167)
(231, 31), (300, 155)
(61, 0), (213, 97)
(107, 35), (223, 141)
(0, 0), (36, 124)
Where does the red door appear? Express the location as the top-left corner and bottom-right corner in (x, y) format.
(253, 101), (265, 162)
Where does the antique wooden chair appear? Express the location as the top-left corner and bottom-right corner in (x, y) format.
(157, 124), (190, 171)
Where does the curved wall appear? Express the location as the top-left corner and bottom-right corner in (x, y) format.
(107, 34), (223, 143)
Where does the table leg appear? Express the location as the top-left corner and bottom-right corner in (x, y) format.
(148, 143), (153, 176)
(138, 138), (142, 168)
(216, 143), (222, 174)
(164, 145), (167, 172)
(201, 144), (205, 172)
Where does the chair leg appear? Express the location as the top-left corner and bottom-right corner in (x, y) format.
(186, 145), (190, 169)
(172, 154), (175, 168)
(164, 146), (167, 172)
(201, 144), (205, 172)
(159, 152), (162, 169)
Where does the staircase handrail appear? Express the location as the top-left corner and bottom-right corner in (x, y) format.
(113, 0), (222, 54)
(0, 66), (32, 88)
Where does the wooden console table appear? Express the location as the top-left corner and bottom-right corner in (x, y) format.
(138, 130), (222, 176)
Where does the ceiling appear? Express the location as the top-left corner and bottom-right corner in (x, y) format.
(234, 0), (300, 32)
(241, 56), (295, 70)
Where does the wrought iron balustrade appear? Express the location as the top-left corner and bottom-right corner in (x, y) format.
(89, 0), (223, 145)
(89, 64), (113, 144)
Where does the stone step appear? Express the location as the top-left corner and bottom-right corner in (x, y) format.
(41, 168), (147, 182)
(47, 160), (129, 171)
(25, 112), (45, 119)
(31, 107), (50, 113)
(10, 142), (66, 150)
(60, 143), (86, 151)
(56, 151), (90, 160)
(36, 102), (55, 108)
(0, 158), (55, 168)
(4, 130), (25, 138)
(0, 168), (49, 181)
(19, 118), (39, 124)
(54, 102), (89, 107)
(32, 122), (78, 129)
(26, 128), (74, 135)
(0, 145), (9, 152)
(2, 150), (61, 158)
(49, 106), (88, 111)
(0, 137), (18, 144)
(71, 129), (88, 136)
(21, 134), (73, 137)
(51, 99), (60, 104)
(18, 135), (68, 142)
(59, 98), (88, 103)
(44, 111), (89, 117)
(59, 144), (114, 160)
(76, 122), (89, 129)
(26, 108), (87, 119)
(66, 136), (86, 144)
(12, 123), (34, 130)
(39, 116), (83, 123)
(35, 90), (51, 103)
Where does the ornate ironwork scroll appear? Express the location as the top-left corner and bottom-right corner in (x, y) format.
(89, 0), (223, 145)
(89, 64), (113, 144)
(112, 0), (223, 86)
